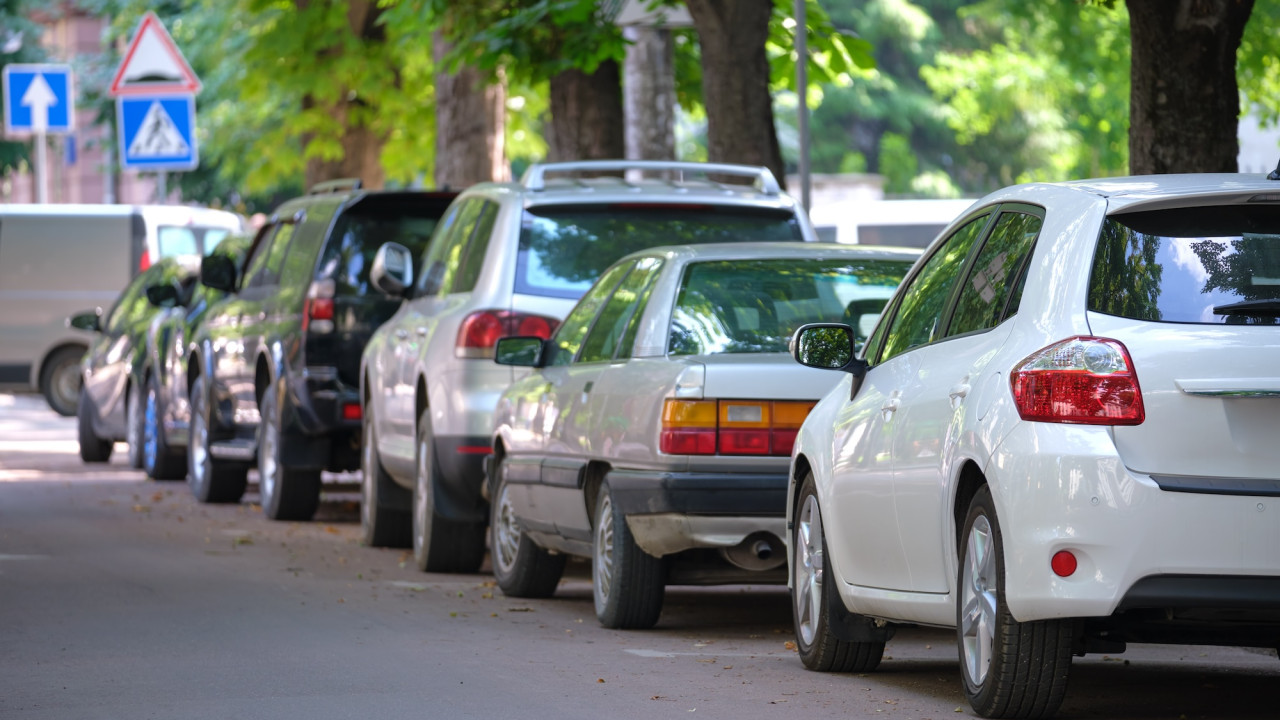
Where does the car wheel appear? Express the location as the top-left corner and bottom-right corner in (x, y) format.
(792, 473), (885, 672)
(412, 409), (485, 573)
(361, 416), (411, 547)
(592, 481), (665, 629)
(258, 381), (321, 522)
(188, 374), (247, 504)
(125, 381), (145, 469)
(143, 372), (186, 481)
(490, 454), (566, 598)
(958, 486), (1074, 719)
(41, 346), (84, 417)
(77, 388), (113, 463)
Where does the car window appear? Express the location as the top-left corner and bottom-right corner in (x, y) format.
(241, 223), (283, 289)
(450, 201), (498, 294)
(877, 214), (989, 363)
(103, 268), (156, 335)
(668, 255), (915, 356)
(1089, 204), (1280, 325)
(544, 261), (634, 367)
(947, 210), (1042, 337)
(315, 205), (440, 296)
(515, 204), (804, 300)
(246, 223), (296, 289)
(156, 226), (199, 256)
(419, 198), (483, 296)
(578, 256), (664, 364)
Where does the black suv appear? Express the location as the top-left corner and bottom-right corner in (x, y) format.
(187, 181), (457, 520)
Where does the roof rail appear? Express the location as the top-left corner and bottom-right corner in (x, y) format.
(520, 160), (781, 196)
(308, 178), (363, 195)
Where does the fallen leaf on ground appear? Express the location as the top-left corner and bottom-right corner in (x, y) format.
(325, 526), (339, 534)
(784, 641), (796, 651)
(132, 504), (150, 513)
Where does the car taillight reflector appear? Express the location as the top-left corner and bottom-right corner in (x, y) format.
(457, 310), (559, 358)
(139, 250), (151, 272)
(341, 402), (361, 421)
(1010, 336), (1144, 425)
(660, 399), (816, 456)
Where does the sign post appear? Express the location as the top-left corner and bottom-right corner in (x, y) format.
(3, 64), (75, 204)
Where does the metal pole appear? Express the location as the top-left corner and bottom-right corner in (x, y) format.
(156, 171), (167, 203)
(795, 0), (810, 213)
(34, 130), (48, 203)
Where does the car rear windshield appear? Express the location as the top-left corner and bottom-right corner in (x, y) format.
(1089, 204), (1280, 325)
(316, 204), (443, 296)
(157, 225), (234, 257)
(516, 204), (804, 299)
(668, 257), (914, 355)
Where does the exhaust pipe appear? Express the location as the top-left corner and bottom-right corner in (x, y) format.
(721, 532), (786, 571)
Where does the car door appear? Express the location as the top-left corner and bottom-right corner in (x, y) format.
(83, 267), (158, 434)
(890, 206), (1042, 593)
(827, 212), (991, 593)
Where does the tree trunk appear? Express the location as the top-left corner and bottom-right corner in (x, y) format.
(623, 26), (676, 161)
(434, 32), (509, 189)
(546, 60), (625, 162)
(1127, 0), (1254, 174)
(684, 0), (785, 189)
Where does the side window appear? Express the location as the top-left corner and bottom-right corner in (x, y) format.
(425, 199), (484, 296)
(450, 201), (498, 294)
(545, 262), (634, 367)
(103, 270), (154, 335)
(877, 214), (989, 363)
(243, 221), (297, 289)
(239, 223), (280, 287)
(947, 210), (1042, 337)
(579, 257), (663, 363)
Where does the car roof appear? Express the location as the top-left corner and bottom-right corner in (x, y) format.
(982, 172), (1280, 214)
(620, 241), (922, 265)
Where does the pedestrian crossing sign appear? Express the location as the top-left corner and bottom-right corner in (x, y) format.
(117, 94), (197, 170)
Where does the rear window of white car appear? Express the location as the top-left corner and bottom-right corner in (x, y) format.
(1089, 205), (1280, 325)
(516, 204), (804, 299)
(668, 257), (914, 355)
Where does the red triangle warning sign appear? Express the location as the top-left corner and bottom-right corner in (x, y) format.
(109, 12), (202, 96)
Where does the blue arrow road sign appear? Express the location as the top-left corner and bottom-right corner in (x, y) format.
(3, 64), (74, 135)
(117, 94), (198, 171)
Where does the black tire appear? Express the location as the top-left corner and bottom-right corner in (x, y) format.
(592, 481), (665, 629)
(41, 345), (84, 417)
(258, 381), (321, 522)
(412, 409), (485, 573)
(958, 486), (1074, 719)
(143, 372), (186, 481)
(490, 454), (566, 598)
(188, 374), (248, 504)
(124, 380), (145, 469)
(361, 416), (411, 547)
(77, 388), (113, 463)
(791, 473), (885, 672)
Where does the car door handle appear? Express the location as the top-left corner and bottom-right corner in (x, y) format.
(394, 329), (409, 340)
(583, 381), (594, 393)
(949, 383), (971, 399)
(415, 327), (428, 337)
(880, 396), (900, 421)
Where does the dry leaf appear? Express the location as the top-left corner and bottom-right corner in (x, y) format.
(132, 504), (150, 513)
(597, 678), (605, 683)
(325, 526), (339, 534)
(784, 641), (797, 651)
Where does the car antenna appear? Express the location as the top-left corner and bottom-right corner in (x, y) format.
(1268, 157), (1280, 181)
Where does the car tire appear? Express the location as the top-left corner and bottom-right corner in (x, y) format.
(258, 381), (321, 522)
(77, 388), (113, 463)
(412, 409), (485, 573)
(125, 380), (145, 469)
(958, 486), (1074, 719)
(143, 372), (186, 481)
(792, 473), (885, 672)
(490, 454), (566, 598)
(41, 345), (84, 417)
(592, 481), (665, 630)
(188, 374), (248, 504)
(361, 416), (411, 548)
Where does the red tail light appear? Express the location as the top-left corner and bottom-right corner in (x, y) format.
(660, 399), (816, 456)
(139, 250), (151, 272)
(303, 279), (336, 333)
(456, 310), (559, 358)
(1010, 336), (1144, 425)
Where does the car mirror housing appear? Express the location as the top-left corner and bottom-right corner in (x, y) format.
(494, 336), (545, 367)
(200, 253), (239, 293)
(68, 308), (103, 333)
(370, 242), (415, 299)
(145, 283), (180, 308)
(791, 323), (867, 374)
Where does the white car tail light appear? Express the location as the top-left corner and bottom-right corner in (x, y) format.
(1010, 336), (1144, 425)
(303, 279), (336, 334)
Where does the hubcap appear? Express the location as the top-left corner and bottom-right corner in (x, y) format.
(53, 361), (81, 412)
(493, 479), (520, 575)
(144, 383), (159, 471)
(413, 434), (431, 557)
(127, 386), (142, 456)
(794, 494), (824, 647)
(361, 421), (375, 532)
(960, 514), (997, 688)
(191, 391), (208, 487)
(594, 493), (615, 607)
(260, 401), (278, 504)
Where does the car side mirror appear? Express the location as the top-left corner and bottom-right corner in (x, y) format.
(370, 242), (415, 298)
(494, 336), (545, 367)
(791, 322), (868, 385)
(68, 308), (103, 333)
(200, 252), (239, 293)
(146, 283), (180, 308)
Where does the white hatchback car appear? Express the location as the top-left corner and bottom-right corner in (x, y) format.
(787, 173), (1280, 718)
(487, 242), (919, 629)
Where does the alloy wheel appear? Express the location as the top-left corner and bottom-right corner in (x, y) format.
(960, 514), (997, 688)
(493, 480), (521, 575)
(794, 494), (824, 647)
(593, 493), (615, 606)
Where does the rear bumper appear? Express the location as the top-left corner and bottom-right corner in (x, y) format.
(286, 367), (361, 436)
(604, 468), (789, 516)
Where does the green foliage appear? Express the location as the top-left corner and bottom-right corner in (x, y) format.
(0, 0), (50, 177)
(878, 131), (916, 194)
(1238, 2), (1280, 131)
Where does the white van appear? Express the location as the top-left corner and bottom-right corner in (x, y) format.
(809, 198), (975, 248)
(0, 204), (245, 415)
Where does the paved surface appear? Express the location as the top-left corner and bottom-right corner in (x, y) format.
(1, 393), (1277, 719)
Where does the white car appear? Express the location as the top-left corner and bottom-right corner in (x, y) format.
(787, 172), (1280, 718)
(487, 242), (919, 629)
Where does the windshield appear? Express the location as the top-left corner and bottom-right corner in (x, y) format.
(156, 225), (236, 257)
(668, 256), (914, 355)
(316, 208), (442, 297)
(516, 204), (804, 299)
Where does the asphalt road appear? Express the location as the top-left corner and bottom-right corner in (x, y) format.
(1, 392), (1277, 720)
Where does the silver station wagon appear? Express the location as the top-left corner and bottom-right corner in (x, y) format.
(486, 241), (920, 629)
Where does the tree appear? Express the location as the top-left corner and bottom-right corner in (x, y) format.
(0, 0), (49, 179)
(433, 32), (508, 187)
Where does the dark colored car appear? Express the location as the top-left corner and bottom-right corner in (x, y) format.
(185, 181), (457, 520)
(138, 234), (252, 480)
(74, 255), (201, 466)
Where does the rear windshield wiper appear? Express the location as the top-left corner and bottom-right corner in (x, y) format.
(1212, 298), (1280, 316)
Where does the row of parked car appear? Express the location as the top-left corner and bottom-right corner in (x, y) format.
(71, 161), (1280, 719)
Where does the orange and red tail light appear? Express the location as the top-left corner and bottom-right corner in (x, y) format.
(660, 399), (816, 457)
